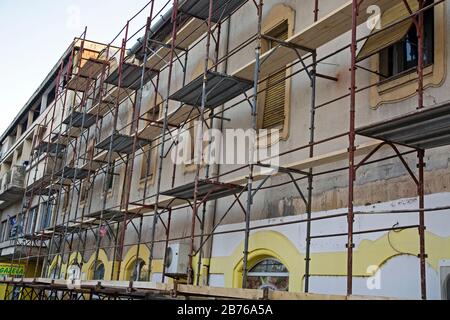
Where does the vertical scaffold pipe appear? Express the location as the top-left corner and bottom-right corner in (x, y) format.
(347, 0), (359, 296)
(242, 0), (264, 289)
(148, 0), (179, 281)
(188, 0), (214, 286)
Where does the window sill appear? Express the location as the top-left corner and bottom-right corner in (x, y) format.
(100, 190), (113, 200)
(377, 65), (434, 95)
(138, 176), (155, 189)
(184, 163), (204, 174)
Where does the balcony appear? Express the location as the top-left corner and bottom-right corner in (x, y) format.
(0, 166), (26, 209)
(0, 237), (44, 261)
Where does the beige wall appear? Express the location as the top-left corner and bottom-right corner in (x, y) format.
(1, 1), (449, 272)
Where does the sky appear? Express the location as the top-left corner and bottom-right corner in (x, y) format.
(0, 0), (167, 134)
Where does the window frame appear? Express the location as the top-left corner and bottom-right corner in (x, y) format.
(62, 187), (71, 215)
(40, 202), (53, 231)
(139, 93), (162, 184)
(0, 220), (7, 242)
(247, 258), (290, 292)
(26, 206), (38, 235)
(369, 2), (446, 108)
(378, 2), (435, 81)
(256, 4), (295, 141)
(93, 262), (106, 281)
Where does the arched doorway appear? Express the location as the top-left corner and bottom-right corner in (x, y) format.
(247, 258), (289, 292)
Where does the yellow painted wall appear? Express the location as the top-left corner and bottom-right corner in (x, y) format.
(208, 230), (450, 293)
(0, 262), (39, 300)
(6, 229), (449, 297)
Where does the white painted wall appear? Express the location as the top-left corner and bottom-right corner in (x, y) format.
(211, 192), (450, 299)
(309, 256), (440, 300)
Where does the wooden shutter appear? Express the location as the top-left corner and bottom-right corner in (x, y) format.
(140, 144), (154, 180)
(357, 0), (419, 62)
(263, 25), (288, 129)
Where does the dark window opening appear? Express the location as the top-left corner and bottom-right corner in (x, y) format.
(20, 121), (28, 134)
(33, 110), (40, 122)
(106, 161), (115, 191)
(9, 216), (18, 239)
(26, 207), (38, 235)
(40, 202), (53, 230)
(262, 21), (289, 130)
(247, 259), (289, 292)
(0, 220), (7, 242)
(46, 86), (57, 108)
(380, 3), (434, 79)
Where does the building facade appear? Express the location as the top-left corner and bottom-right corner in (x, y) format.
(1, 0), (450, 300)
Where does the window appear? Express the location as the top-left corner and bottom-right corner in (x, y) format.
(140, 143), (156, 181)
(10, 287), (22, 301)
(247, 259), (289, 292)
(379, 2), (434, 79)
(80, 181), (89, 203)
(8, 216), (18, 239)
(46, 86), (56, 108)
(367, 1), (444, 108)
(139, 95), (161, 181)
(40, 202), (53, 230)
(130, 259), (148, 282)
(26, 207), (38, 235)
(257, 4), (295, 140)
(62, 187), (71, 214)
(16, 214), (24, 237)
(261, 21), (289, 130)
(106, 162), (115, 191)
(33, 110), (40, 122)
(93, 262), (105, 280)
(0, 220), (7, 242)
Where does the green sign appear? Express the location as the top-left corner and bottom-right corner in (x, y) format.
(0, 265), (25, 277)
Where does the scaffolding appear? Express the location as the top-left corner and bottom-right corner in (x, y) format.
(1, 0), (448, 300)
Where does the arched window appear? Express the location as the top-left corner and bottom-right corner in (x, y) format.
(247, 259), (289, 292)
(130, 259), (148, 282)
(93, 262), (105, 280)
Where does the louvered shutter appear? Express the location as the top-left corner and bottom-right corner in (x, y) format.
(263, 27), (288, 129)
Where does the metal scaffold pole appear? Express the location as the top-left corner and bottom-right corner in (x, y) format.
(188, 0), (214, 286)
(242, 0), (264, 289)
(304, 0), (320, 293)
(346, 0), (359, 296)
(148, 0), (179, 281)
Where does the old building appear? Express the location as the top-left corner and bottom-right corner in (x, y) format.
(1, 0), (450, 300)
